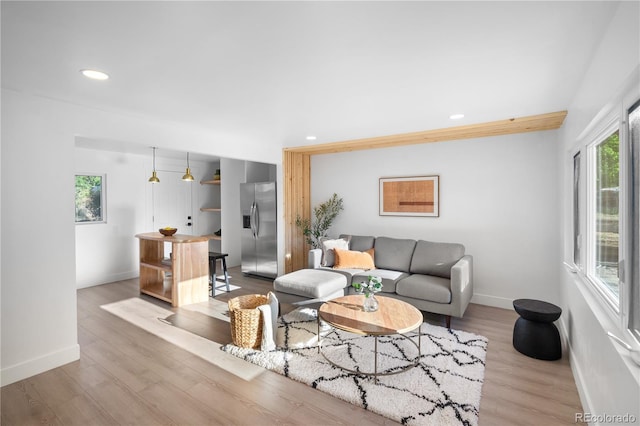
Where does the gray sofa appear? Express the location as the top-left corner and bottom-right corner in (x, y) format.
(307, 234), (473, 327)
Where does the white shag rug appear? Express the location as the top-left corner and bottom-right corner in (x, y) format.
(222, 308), (488, 426)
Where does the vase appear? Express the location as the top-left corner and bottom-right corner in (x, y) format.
(363, 293), (379, 312)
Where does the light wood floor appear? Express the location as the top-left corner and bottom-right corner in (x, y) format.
(1, 267), (583, 425)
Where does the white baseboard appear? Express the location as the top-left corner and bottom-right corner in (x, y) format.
(470, 293), (513, 310)
(1, 344), (80, 386)
(76, 271), (138, 289)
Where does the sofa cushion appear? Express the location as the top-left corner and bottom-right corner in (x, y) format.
(340, 234), (375, 252)
(396, 274), (452, 304)
(410, 240), (465, 279)
(319, 266), (363, 282)
(373, 237), (416, 273)
(320, 237), (350, 267)
(333, 248), (375, 270)
(352, 269), (410, 293)
(274, 269), (348, 298)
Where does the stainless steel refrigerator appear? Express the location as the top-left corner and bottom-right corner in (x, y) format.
(240, 182), (278, 279)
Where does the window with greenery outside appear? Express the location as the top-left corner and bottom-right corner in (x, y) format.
(594, 131), (619, 298)
(75, 175), (104, 223)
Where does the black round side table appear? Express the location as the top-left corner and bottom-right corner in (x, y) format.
(512, 299), (562, 360)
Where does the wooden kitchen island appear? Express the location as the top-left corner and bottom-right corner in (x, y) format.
(135, 232), (211, 307)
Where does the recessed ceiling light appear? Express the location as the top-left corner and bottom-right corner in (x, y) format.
(81, 69), (109, 80)
(306, 136), (317, 141)
(449, 113), (465, 120)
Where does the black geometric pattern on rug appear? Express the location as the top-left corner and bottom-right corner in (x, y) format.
(222, 308), (488, 426)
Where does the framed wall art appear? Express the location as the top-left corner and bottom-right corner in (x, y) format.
(379, 175), (439, 217)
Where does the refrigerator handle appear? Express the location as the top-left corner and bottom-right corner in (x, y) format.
(250, 202), (257, 239)
(254, 202), (260, 237)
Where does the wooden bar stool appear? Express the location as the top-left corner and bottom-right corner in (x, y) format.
(208, 252), (230, 297)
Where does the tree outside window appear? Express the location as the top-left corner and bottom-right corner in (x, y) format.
(75, 175), (105, 223)
(594, 131), (619, 298)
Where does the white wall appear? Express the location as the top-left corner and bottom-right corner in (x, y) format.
(246, 161), (276, 183)
(311, 130), (560, 308)
(1, 91), (79, 386)
(221, 157), (246, 267)
(75, 149), (226, 288)
(557, 1), (640, 421)
(1, 89), (282, 385)
(74, 148), (147, 288)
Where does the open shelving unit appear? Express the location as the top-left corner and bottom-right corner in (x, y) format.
(200, 178), (222, 249)
(136, 232), (210, 307)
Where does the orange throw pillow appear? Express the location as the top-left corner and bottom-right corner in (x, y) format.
(333, 248), (375, 270)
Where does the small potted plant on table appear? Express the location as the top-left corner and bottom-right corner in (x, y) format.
(352, 275), (383, 312)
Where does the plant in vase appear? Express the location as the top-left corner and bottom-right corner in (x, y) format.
(352, 275), (383, 312)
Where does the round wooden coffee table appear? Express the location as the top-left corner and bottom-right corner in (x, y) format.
(317, 294), (423, 381)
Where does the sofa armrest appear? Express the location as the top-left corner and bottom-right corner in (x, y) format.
(450, 255), (474, 317)
(308, 249), (323, 269)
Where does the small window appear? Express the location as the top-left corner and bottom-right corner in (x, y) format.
(75, 174), (105, 223)
(592, 130), (620, 301)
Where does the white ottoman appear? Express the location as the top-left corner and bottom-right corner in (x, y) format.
(273, 269), (348, 306)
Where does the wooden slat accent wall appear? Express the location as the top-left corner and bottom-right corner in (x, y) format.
(283, 151), (311, 273)
(282, 110), (567, 273)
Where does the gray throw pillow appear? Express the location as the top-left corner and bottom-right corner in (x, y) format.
(410, 240), (465, 278)
(340, 234), (375, 252)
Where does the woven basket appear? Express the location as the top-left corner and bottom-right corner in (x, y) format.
(228, 294), (269, 349)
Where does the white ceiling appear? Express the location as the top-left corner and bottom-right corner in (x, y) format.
(1, 1), (619, 152)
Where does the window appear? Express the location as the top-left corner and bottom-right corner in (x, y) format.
(592, 130), (620, 302)
(75, 174), (105, 223)
(578, 95), (640, 337)
(628, 100), (640, 340)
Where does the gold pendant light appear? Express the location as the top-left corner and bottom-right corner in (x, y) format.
(148, 147), (160, 183)
(182, 152), (195, 181)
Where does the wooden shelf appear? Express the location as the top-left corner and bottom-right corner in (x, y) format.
(140, 281), (173, 304)
(135, 232), (211, 243)
(201, 176), (222, 245)
(140, 260), (172, 272)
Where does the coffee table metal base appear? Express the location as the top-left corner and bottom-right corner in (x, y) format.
(317, 318), (421, 382)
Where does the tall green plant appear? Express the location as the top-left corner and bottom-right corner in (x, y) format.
(295, 193), (344, 249)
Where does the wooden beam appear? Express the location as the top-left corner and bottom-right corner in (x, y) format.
(283, 150), (310, 273)
(282, 110), (567, 273)
(284, 111), (567, 156)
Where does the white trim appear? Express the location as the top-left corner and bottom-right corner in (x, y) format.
(76, 270), (139, 289)
(0, 344), (80, 386)
(622, 95), (640, 344)
(470, 293), (513, 310)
